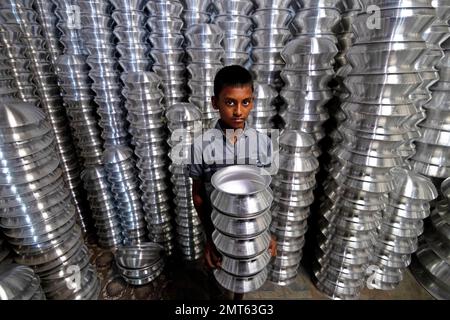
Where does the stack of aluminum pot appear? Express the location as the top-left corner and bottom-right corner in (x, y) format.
(166, 103), (205, 261)
(81, 166), (123, 248)
(111, 0), (150, 75)
(214, 0), (254, 67)
(248, 83), (278, 132)
(79, 0), (129, 147)
(411, 177), (450, 300)
(411, 1), (450, 177)
(115, 243), (166, 285)
(180, 0), (212, 31)
(53, 0), (87, 55)
(0, 5), (38, 105)
(269, 130), (319, 285)
(313, 0), (438, 299)
(185, 23), (224, 129)
(0, 101), (100, 299)
(103, 146), (147, 245)
(56, 53), (107, 236)
(0, 264), (46, 300)
(211, 165), (273, 294)
(334, 0), (361, 69)
(0, 0), (88, 232)
(0, 235), (9, 264)
(55, 0), (122, 246)
(368, 168), (437, 290)
(34, 0), (61, 66)
(292, 0), (341, 43)
(0, 44), (18, 100)
(280, 37), (338, 157)
(147, 0), (187, 107)
(251, 0), (293, 91)
(56, 55), (103, 170)
(123, 71), (175, 256)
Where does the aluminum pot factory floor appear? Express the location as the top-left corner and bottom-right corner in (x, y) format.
(85, 235), (433, 300)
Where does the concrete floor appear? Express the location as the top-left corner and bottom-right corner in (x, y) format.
(90, 243), (433, 300)
(244, 267), (433, 300)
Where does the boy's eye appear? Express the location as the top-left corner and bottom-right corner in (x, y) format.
(242, 99), (251, 106)
(225, 100), (235, 106)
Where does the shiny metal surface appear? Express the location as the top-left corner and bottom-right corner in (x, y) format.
(214, 267), (268, 294)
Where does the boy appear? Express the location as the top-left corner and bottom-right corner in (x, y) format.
(188, 65), (277, 300)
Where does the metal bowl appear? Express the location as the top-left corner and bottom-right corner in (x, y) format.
(213, 230), (271, 258)
(293, 8), (340, 34)
(214, 267), (268, 293)
(146, 1), (184, 17)
(212, 210), (271, 238)
(252, 9), (292, 29)
(115, 242), (165, 269)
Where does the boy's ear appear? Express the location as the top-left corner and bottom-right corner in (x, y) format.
(211, 96), (219, 110)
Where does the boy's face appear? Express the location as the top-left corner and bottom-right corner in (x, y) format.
(211, 85), (254, 130)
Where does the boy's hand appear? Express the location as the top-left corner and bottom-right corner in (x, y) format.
(269, 235), (277, 257)
(204, 239), (222, 269)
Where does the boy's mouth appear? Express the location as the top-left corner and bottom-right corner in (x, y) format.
(231, 118), (244, 123)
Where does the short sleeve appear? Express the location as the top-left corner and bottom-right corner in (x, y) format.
(187, 137), (204, 179)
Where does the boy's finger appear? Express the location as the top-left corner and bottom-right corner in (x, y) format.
(211, 251), (221, 268)
(205, 252), (216, 269)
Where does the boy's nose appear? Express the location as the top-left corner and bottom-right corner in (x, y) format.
(234, 105), (243, 116)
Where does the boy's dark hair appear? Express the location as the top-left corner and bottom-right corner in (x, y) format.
(213, 65), (254, 97)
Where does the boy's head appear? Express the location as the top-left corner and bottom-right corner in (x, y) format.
(212, 65), (254, 130)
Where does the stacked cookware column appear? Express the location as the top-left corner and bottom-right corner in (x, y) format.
(0, 0), (88, 232)
(412, 6), (450, 177)
(0, 101), (100, 299)
(329, 0), (361, 144)
(280, 37), (338, 157)
(368, 168), (437, 290)
(34, 0), (61, 66)
(211, 166), (273, 294)
(0, 40), (18, 100)
(0, 14), (38, 105)
(111, 0), (150, 75)
(0, 264), (45, 300)
(412, 51), (450, 174)
(213, 0), (254, 67)
(355, 0), (440, 291)
(268, 130), (319, 285)
(185, 24), (224, 129)
(81, 166), (124, 248)
(247, 83), (278, 133)
(123, 72), (175, 255)
(289, 0), (341, 155)
(55, 0), (123, 246)
(103, 145), (147, 245)
(166, 103), (205, 260)
(180, 0), (212, 31)
(311, 1), (437, 299)
(401, 6), (450, 160)
(334, 0), (360, 70)
(55, 54), (108, 236)
(250, 0), (292, 92)
(54, 0), (87, 55)
(410, 177), (450, 299)
(79, 0), (129, 148)
(147, 0), (187, 107)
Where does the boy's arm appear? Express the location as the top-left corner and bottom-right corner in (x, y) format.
(192, 178), (214, 241)
(192, 178), (221, 268)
